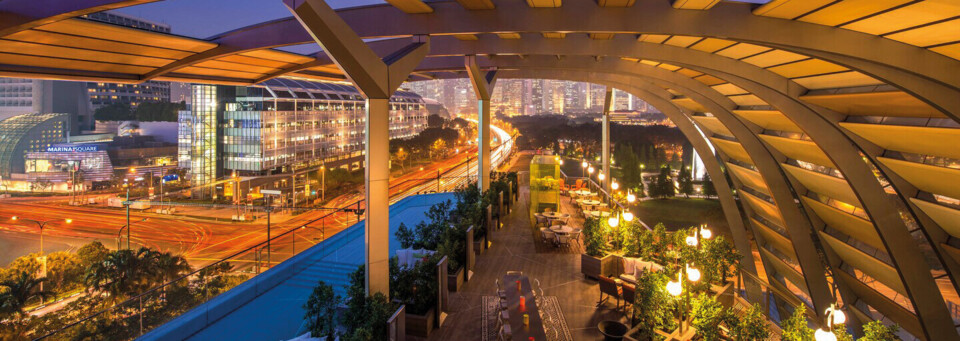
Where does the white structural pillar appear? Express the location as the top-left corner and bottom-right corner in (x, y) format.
(601, 88), (612, 192)
(285, 0), (429, 297)
(465, 55), (497, 191)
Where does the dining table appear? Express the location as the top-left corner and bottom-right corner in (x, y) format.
(541, 212), (569, 219)
(578, 199), (601, 206)
(587, 210), (611, 218)
(502, 274), (548, 340)
(550, 225), (574, 234)
(571, 189), (594, 196)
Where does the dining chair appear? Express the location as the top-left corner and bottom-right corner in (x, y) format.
(555, 233), (571, 249)
(497, 315), (512, 341)
(540, 228), (556, 246)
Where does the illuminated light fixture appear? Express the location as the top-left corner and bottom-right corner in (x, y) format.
(685, 235), (698, 247)
(10, 216), (18, 221)
(623, 212), (634, 222)
(65, 219), (73, 224)
(700, 224), (712, 239)
(607, 215), (619, 228)
(685, 264), (701, 282)
(598, 172), (605, 181)
(666, 273), (683, 297)
(814, 329), (836, 341)
(558, 159), (564, 165)
(814, 304), (845, 341)
(588, 166), (595, 174)
(611, 181), (619, 191)
(581, 161), (588, 168)
(626, 192), (636, 203)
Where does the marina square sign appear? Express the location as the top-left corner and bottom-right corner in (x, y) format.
(46, 145), (100, 153)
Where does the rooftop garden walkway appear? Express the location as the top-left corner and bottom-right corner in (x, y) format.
(428, 156), (627, 340)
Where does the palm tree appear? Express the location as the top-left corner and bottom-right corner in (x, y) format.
(85, 248), (159, 304)
(151, 252), (191, 300)
(0, 270), (50, 316)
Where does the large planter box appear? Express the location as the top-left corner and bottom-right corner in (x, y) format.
(448, 266), (465, 292)
(581, 254), (619, 280)
(474, 235), (486, 255)
(406, 306), (436, 338)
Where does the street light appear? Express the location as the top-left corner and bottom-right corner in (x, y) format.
(814, 304), (846, 341)
(9, 216), (71, 299)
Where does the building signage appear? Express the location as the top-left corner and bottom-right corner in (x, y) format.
(46, 145), (99, 153)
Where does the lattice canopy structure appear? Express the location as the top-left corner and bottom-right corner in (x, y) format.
(2, 0), (960, 339)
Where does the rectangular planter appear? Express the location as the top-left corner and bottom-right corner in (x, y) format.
(474, 235), (486, 255)
(581, 254), (619, 280)
(406, 306), (435, 338)
(447, 266), (464, 292)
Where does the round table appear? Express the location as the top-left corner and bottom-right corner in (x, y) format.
(588, 210), (611, 218)
(550, 225), (574, 234)
(572, 189), (593, 196)
(542, 212), (569, 219)
(579, 199), (601, 206)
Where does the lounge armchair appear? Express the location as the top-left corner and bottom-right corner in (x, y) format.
(556, 232), (572, 249)
(597, 275), (622, 309)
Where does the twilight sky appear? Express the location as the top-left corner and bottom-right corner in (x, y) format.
(115, 0), (384, 54)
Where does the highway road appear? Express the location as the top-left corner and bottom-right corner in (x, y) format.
(0, 124), (515, 273)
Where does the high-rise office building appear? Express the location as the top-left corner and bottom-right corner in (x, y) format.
(179, 78), (429, 187)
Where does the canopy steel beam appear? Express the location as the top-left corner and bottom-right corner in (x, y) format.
(284, 0), (429, 297)
(0, 0), (159, 37)
(465, 55), (497, 190)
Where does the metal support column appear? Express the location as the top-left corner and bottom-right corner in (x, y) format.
(465, 55), (497, 191)
(602, 88), (612, 192)
(285, 0), (429, 297)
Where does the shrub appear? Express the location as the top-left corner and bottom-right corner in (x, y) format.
(390, 255), (439, 316)
(341, 265), (398, 340)
(725, 303), (770, 341)
(860, 320), (899, 341)
(631, 270), (675, 339)
(582, 217), (609, 257)
(692, 294), (725, 341)
(303, 281), (340, 339)
(781, 304), (814, 341)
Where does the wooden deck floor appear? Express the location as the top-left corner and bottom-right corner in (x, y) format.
(426, 157), (631, 340)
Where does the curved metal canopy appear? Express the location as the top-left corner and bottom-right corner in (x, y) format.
(2, 0), (960, 339)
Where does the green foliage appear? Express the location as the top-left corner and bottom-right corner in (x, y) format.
(692, 294), (725, 341)
(649, 165), (676, 199)
(702, 173), (717, 198)
(94, 103), (134, 121)
(701, 236), (741, 285)
(832, 324), (855, 341)
(44, 251), (84, 296)
(678, 166), (694, 197)
(0, 271), (50, 316)
(341, 265), (398, 341)
(77, 241), (109, 269)
(631, 270), (675, 340)
(303, 281), (340, 339)
(725, 303), (770, 341)
(781, 304), (814, 341)
(620, 220), (651, 258)
(84, 247), (191, 303)
(582, 217), (609, 257)
(615, 143), (644, 193)
(390, 255), (439, 316)
(650, 223), (672, 265)
(860, 321), (899, 341)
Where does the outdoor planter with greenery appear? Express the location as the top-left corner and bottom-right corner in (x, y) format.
(782, 304), (900, 341)
(390, 255), (440, 338)
(302, 265), (398, 340)
(581, 217), (618, 279)
(396, 183), (492, 292)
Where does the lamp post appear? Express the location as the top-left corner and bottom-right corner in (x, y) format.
(117, 218), (148, 250)
(581, 160), (588, 178)
(123, 178), (131, 250)
(10, 216), (71, 299)
(814, 304), (847, 341)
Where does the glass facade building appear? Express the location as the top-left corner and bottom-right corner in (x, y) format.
(0, 113), (69, 177)
(179, 78), (428, 186)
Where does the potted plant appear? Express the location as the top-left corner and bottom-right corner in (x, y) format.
(724, 303), (770, 341)
(691, 294), (724, 341)
(391, 256), (439, 338)
(341, 266), (399, 340)
(628, 270), (676, 340)
(581, 217), (617, 279)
